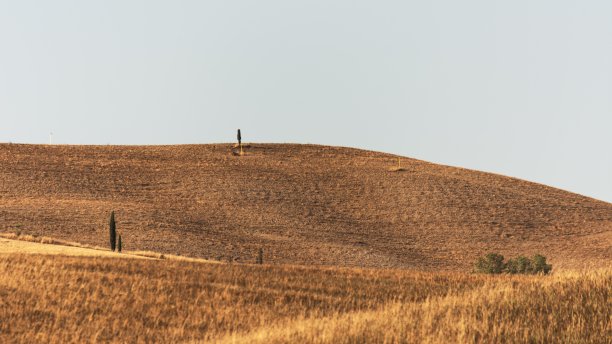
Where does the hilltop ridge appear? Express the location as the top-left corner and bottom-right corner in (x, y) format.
(0, 143), (610, 270)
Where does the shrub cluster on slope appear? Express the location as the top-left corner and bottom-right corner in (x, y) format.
(475, 253), (552, 274)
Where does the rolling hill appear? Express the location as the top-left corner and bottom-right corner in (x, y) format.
(0, 143), (610, 270)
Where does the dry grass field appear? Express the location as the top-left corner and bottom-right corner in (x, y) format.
(0, 143), (610, 270)
(0, 253), (609, 343)
(0, 236), (131, 258)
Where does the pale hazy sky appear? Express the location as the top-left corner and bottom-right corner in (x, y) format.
(0, 1), (611, 202)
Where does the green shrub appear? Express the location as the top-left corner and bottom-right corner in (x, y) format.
(515, 256), (533, 274)
(475, 253), (505, 274)
(532, 254), (552, 274)
(505, 258), (518, 274)
(505, 256), (532, 274)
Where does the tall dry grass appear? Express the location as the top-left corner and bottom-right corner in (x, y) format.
(229, 271), (611, 343)
(0, 254), (609, 343)
(0, 232), (104, 250)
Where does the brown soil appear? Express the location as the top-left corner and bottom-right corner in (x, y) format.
(0, 143), (610, 270)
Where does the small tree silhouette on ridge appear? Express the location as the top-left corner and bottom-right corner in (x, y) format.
(109, 211), (117, 251)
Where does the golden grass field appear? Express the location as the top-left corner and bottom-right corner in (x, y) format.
(0, 250), (609, 343)
(0, 237), (129, 258)
(0, 143), (610, 270)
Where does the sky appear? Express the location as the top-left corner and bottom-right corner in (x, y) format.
(0, 1), (610, 203)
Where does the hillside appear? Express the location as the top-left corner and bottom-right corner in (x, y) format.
(0, 143), (610, 270)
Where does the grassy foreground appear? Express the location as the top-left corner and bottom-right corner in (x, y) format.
(0, 254), (609, 343)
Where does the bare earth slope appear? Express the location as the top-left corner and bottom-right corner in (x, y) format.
(0, 143), (610, 270)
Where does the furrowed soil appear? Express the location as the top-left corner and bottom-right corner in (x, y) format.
(0, 143), (610, 270)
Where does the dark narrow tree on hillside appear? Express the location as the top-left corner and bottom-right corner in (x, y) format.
(109, 211), (117, 251)
(237, 129), (243, 155)
(117, 234), (122, 253)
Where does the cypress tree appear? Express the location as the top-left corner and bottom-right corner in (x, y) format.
(257, 248), (263, 264)
(237, 129), (244, 155)
(117, 234), (122, 253)
(109, 211), (117, 251)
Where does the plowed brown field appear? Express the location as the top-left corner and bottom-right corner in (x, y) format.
(0, 143), (610, 270)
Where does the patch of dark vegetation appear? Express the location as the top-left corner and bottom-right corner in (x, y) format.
(475, 253), (552, 275)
